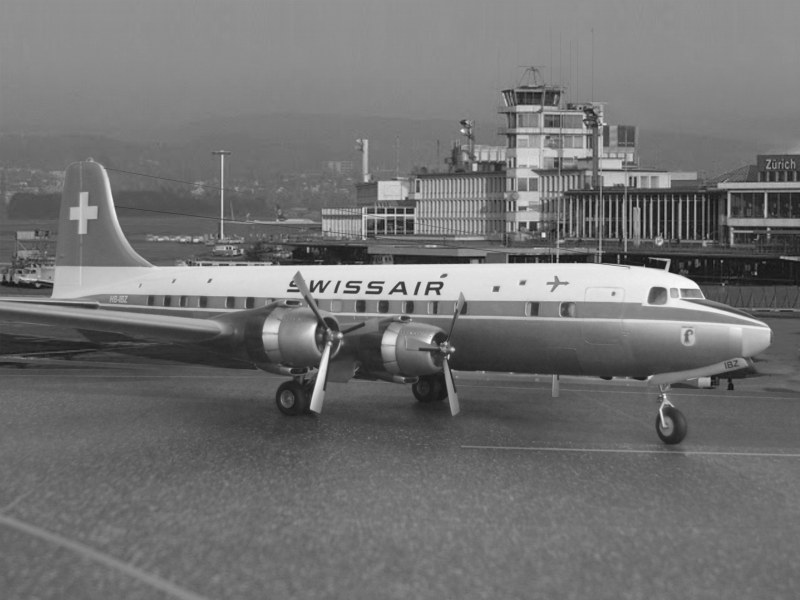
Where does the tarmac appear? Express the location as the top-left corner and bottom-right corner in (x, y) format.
(1, 315), (799, 600)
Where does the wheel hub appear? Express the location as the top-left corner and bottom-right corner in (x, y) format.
(279, 390), (296, 409)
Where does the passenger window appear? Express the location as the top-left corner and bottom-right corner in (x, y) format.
(198, 296), (208, 308)
(403, 300), (415, 314)
(648, 287), (668, 305)
(225, 296), (236, 309)
(355, 299), (366, 313)
(147, 295), (155, 306)
(560, 302), (576, 317)
(525, 302), (540, 317)
(245, 297), (255, 309)
(378, 300), (389, 313)
(428, 301), (439, 315)
(180, 295), (188, 308)
(163, 296), (172, 307)
(670, 288), (679, 298)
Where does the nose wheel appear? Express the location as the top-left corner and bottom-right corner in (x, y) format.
(655, 385), (687, 444)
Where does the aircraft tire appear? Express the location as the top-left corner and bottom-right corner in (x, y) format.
(655, 406), (687, 444)
(412, 375), (444, 403)
(276, 381), (309, 416)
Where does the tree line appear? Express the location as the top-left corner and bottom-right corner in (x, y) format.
(7, 191), (277, 220)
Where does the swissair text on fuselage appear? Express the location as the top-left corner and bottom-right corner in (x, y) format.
(287, 279), (445, 296)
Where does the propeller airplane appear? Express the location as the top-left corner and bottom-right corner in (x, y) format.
(0, 160), (773, 444)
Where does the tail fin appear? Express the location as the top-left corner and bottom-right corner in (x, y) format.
(53, 160), (152, 296)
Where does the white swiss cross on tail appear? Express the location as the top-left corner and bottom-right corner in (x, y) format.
(69, 192), (98, 235)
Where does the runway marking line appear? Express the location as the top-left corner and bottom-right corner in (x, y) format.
(0, 513), (210, 600)
(461, 445), (800, 459)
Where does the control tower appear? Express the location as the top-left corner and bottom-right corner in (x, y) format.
(499, 67), (602, 234)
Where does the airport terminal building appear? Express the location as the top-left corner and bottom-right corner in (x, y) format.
(559, 154), (800, 253)
(716, 154), (800, 250)
(320, 73), (800, 282)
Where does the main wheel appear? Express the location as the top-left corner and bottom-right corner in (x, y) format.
(655, 406), (688, 444)
(412, 374), (445, 403)
(275, 381), (309, 416)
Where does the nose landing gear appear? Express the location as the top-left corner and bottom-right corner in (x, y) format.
(655, 385), (688, 444)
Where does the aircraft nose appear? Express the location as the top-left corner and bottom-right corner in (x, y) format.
(741, 323), (772, 357)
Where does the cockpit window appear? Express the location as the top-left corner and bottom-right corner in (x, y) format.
(647, 287), (668, 305)
(680, 288), (704, 299)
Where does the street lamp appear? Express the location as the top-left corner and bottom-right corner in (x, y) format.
(212, 150), (231, 240)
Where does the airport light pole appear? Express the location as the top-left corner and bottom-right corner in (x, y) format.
(623, 158), (628, 254)
(212, 150), (231, 240)
(582, 106), (603, 262)
(459, 119), (475, 169)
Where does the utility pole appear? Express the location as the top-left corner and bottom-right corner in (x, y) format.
(212, 150), (231, 240)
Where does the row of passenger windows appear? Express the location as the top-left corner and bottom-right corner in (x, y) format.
(144, 295), (549, 317)
(142, 289), (704, 314)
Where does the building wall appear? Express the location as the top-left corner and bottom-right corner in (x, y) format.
(413, 172), (507, 238)
(355, 179), (411, 206)
(559, 189), (722, 244)
(322, 208), (362, 239)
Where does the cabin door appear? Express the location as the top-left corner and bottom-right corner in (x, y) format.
(582, 287), (626, 345)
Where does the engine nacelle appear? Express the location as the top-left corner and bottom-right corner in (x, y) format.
(380, 321), (447, 376)
(243, 303), (340, 372)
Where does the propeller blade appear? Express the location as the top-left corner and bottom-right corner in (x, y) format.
(442, 357), (460, 416)
(309, 340), (332, 414)
(412, 342), (440, 352)
(447, 293), (465, 340)
(293, 271), (327, 328)
(340, 322), (366, 335)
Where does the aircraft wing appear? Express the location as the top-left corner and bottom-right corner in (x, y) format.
(0, 299), (230, 344)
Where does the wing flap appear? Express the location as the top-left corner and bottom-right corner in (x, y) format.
(0, 300), (229, 343)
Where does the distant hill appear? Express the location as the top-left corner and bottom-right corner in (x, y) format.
(2, 112), (793, 186)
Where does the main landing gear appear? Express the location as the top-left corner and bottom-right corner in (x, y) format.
(655, 384), (688, 444)
(412, 373), (448, 403)
(275, 379), (314, 416)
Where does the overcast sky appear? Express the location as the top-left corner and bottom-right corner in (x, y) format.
(2, 0), (799, 144)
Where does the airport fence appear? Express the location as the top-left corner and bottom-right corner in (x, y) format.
(701, 285), (800, 310)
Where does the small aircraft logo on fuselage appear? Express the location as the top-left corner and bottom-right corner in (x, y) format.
(547, 276), (570, 292)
